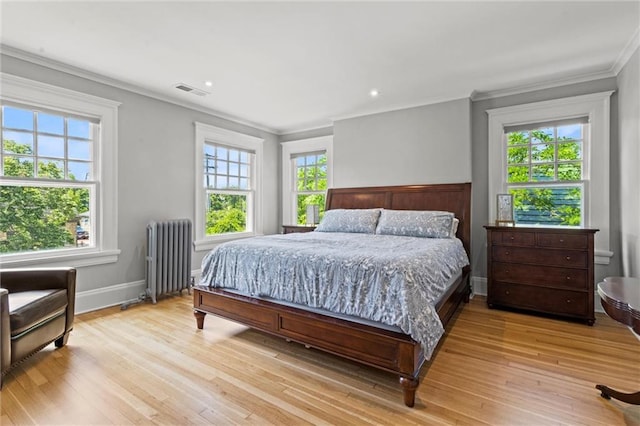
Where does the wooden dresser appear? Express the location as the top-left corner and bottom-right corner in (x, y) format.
(485, 226), (598, 325)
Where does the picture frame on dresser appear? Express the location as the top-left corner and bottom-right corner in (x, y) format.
(495, 193), (515, 226)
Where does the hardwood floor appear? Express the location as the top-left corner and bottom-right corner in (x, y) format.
(2, 294), (639, 425)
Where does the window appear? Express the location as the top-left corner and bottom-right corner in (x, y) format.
(0, 73), (119, 267)
(292, 151), (327, 225)
(488, 91), (614, 264)
(505, 118), (587, 226)
(281, 136), (333, 226)
(204, 143), (254, 235)
(194, 122), (263, 250)
(1, 105), (96, 253)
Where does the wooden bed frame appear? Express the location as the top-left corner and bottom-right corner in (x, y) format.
(193, 182), (472, 407)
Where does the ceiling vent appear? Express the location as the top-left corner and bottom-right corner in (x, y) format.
(174, 83), (209, 97)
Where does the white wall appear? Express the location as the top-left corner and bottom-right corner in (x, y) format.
(617, 47), (640, 277)
(0, 54), (280, 311)
(332, 99), (472, 187)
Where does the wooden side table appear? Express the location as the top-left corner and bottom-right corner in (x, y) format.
(595, 276), (640, 405)
(282, 225), (316, 234)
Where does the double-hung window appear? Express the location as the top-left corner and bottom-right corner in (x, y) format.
(505, 118), (587, 226)
(1, 105), (96, 252)
(0, 73), (119, 267)
(281, 136), (333, 226)
(204, 143), (254, 235)
(194, 122), (263, 250)
(292, 151), (327, 225)
(488, 91), (614, 264)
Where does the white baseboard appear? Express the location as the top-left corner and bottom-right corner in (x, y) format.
(471, 276), (487, 297)
(75, 280), (146, 314)
(76, 269), (203, 314)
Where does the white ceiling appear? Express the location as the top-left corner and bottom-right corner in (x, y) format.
(1, 1), (638, 134)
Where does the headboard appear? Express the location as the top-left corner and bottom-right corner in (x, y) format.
(325, 183), (472, 258)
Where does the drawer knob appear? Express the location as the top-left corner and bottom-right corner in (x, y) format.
(566, 299), (572, 304)
(566, 256), (571, 261)
(510, 236), (515, 240)
(505, 290), (510, 295)
(505, 251), (510, 255)
(566, 276), (571, 280)
(559, 239), (565, 243)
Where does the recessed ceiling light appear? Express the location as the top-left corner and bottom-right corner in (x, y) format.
(369, 88), (380, 98)
(204, 81), (213, 87)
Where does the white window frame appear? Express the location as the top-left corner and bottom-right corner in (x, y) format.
(281, 136), (333, 226)
(0, 73), (120, 268)
(194, 122), (263, 251)
(488, 91), (614, 264)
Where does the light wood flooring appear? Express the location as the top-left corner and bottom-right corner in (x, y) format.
(2, 295), (639, 425)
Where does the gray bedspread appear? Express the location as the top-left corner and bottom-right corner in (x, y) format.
(200, 232), (469, 359)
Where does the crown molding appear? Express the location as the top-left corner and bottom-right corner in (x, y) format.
(470, 69), (616, 102)
(611, 26), (640, 75)
(0, 44), (279, 135)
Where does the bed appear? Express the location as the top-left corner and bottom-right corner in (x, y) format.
(193, 182), (472, 407)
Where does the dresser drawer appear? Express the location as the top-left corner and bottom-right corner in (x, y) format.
(491, 231), (535, 246)
(492, 246), (587, 268)
(536, 233), (588, 250)
(491, 262), (587, 290)
(490, 282), (589, 317)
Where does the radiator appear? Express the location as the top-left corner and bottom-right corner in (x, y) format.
(146, 219), (193, 304)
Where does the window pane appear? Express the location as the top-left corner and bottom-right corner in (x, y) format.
(240, 151), (249, 163)
(507, 146), (528, 164)
(558, 162), (581, 181)
(2, 106), (33, 131)
(216, 146), (228, 160)
(68, 161), (91, 181)
(3, 156), (34, 177)
(228, 162), (239, 177)
(216, 176), (228, 189)
(3, 131), (34, 153)
(558, 142), (582, 161)
(67, 118), (91, 139)
(531, 144), (554, 162)
(69, 140), (91, 160)
(507, 165), (529, 183)
(206, 193), (247, 235)
(507, 131), (528, 145)
(557, 124), (582, 141)
(531, 164), (554, 181)
(531, 128), (553, 143)
(511, 186), (582, 226)
(228, 177), (239, 188)
(0, 185), (92, 254)
(239, 178), (248, 190)
(38, 159), (65, 179)
(38, 135), (65, 158)
(216, 160), (228, 175)
(37, 112), (64, 135)
(228, 149), (239, 163)
(240, 164), (249, 178)
(297, 194), (326, 225)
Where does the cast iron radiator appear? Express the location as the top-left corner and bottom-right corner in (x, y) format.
(146, 219), (193, 303)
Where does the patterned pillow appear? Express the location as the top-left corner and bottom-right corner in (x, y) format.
(315, 209), (381, 234)
(375, 210), (455, 238)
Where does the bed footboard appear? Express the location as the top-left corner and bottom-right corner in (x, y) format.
(193, 269), (469, 407)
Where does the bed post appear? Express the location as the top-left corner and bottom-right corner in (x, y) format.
(194, 310), (206, 329)
(399, 376), (419, 407)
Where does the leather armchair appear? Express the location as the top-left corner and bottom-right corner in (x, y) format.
(1, 267), (76, 388)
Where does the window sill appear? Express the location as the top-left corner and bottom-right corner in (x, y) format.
(194, 232), (260, 252)
(0, 248), (121, 269)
